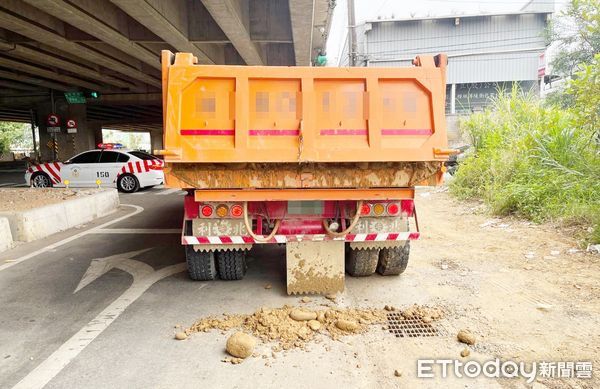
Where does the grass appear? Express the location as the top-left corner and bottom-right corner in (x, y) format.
(450, 88), (600, 244)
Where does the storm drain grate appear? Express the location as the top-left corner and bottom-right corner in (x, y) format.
(386, 313), (444, 338)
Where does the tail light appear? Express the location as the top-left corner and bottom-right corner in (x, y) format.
(198, 202), (243, 218)
(386, 203), (400, 215)
(230, 204), (243, 217)
(216, 204), (229, 218)
(372, 203), (385, 216)
(360, 202), (403, 216)
(360, 203), (371, 215)
(149, 165), (163, 170)
(201, 205), (213, 217)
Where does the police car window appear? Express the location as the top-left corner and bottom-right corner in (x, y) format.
(70, 151), (101, 164)
(129, 151), (156, 160)
(117, 153), (130, 162)
(99, 151), (120, 163)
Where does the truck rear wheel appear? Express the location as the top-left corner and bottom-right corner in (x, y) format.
(216, 250), (247, 280)
(185, 246), (217, 280)
(346, 248), (379, 276)
(377, 241), (410, 276)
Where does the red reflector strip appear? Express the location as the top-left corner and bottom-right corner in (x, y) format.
(381, 129), (433, 136)
(249, 129), (300, 136)
(320, 129), (368, 136)
(44, 163), (61, 183)
(180, 129), (234, 136)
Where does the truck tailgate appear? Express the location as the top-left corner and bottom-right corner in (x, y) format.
(161, 51), (450, 165)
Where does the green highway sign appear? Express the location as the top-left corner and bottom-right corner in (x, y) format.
(64, 92), (86, 104)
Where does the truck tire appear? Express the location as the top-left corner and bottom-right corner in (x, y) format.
(346, 248), (379, 276)
(216, 250), (247, 280)
(185, 246), (217, 281)
(117, 173), (139, 193)
(377, 241), (410, 276)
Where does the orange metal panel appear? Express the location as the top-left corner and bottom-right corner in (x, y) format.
(194, 188), (415, 202)
(160, 50), (450, 164)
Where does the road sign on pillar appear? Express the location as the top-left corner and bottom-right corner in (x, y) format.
(66, 118), (78, 134)
(46, 113), (61, 133)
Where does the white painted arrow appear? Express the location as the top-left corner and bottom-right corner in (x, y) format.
(14, 249), (187, 389)
(73, 248), (154, 293)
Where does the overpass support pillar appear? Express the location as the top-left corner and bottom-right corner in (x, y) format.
(150, 130), (163, 153)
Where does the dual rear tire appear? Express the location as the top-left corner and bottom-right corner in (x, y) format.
(345, 241), (410, 277)
(185, 246), (247, 281)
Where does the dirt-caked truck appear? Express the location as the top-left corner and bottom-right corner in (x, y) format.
(159, 50), (452, 294)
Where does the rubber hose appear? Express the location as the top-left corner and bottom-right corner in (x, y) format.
(322, 200), (363, 237)
(243, 201), (281, 242)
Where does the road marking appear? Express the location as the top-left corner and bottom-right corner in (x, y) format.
(157, 188), (181, 195)
(12, 249), (188, 389)
(90, 228), (181, 234)
(0, 182), (16, 187)
(0, 204), (144, 273)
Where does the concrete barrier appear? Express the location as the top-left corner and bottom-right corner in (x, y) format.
(0, 189), (119, 243)
(0, 217), (13, 252)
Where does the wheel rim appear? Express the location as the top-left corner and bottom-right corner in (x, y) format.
(121, 176), (135, 191)
(32, 175), (50, 187)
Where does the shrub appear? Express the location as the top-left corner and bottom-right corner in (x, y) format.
(450, 86), (600, 243)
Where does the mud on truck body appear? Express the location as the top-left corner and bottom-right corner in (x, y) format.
(159, 51), (453, 294)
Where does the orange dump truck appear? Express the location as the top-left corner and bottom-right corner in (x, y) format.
(159, 50), (452, 294)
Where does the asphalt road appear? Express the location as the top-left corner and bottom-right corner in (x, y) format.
(0, 186), (449, 389)
(1, 180), (597, 388)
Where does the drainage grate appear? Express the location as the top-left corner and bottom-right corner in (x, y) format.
(386, 313), (443, 338)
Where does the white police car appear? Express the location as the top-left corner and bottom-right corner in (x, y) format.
(25, 144), (164, 193)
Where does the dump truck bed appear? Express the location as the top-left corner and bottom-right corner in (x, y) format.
(160, 51), (450, 190)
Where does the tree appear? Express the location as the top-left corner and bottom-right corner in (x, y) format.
(568, 53), (600, 140)
(547, 0), (600, 77)
(0, 121), (31, 153)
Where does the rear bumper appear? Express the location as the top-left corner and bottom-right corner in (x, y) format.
(182, 231), (419, 245)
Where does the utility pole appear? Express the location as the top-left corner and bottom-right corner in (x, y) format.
(347, 0), (357, 66)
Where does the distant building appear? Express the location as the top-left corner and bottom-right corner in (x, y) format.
(339, 1), (554, 114)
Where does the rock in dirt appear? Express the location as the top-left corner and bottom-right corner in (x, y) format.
(325, 293), (337, 301)
(536, 303), (552, 312)
(335, 319), (359, 332)
(264, 284), (272, 289)
(226, 332), (256, 358)
(174, 332), (187, 340)
(394, 369), (402, 377)
(457, 329), (476, 345)
(316, 311), (326, 322)
(308, 320), (321, 331)
(290, 309), (317, 321)
(460, 348), (470, 357)
(301, 297), (312, 303)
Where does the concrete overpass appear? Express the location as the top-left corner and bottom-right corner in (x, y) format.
(0, 0), (334, 160)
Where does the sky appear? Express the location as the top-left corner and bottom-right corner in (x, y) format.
(326, 0), (570, 66)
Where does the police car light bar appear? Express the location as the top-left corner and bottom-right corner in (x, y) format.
(98, 143), (124, 149)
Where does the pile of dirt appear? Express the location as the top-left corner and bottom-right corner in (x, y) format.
(185, 303), (443, 352)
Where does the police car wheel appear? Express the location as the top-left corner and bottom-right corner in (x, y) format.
(117, 174), (139, 193)
(31, 172), (53, 188)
